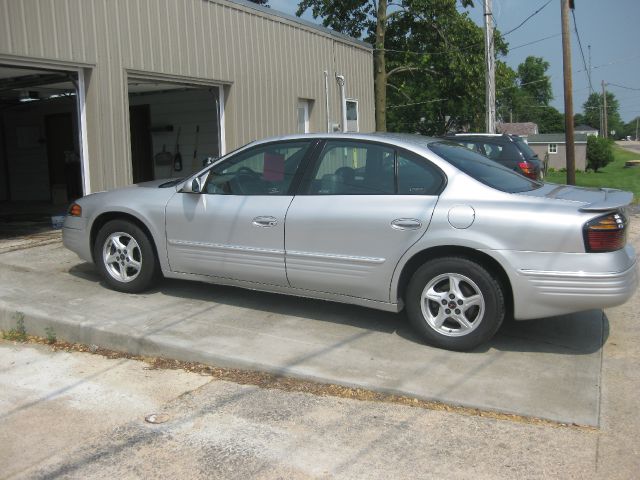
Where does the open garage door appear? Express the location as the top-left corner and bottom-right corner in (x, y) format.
(0, 64), (83, 234)
(127, 78), (222, 183)
(0, 65), (82, 204)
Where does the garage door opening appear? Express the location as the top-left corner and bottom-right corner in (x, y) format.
(127, 78), (222, 183)
(0, 64), (83, 235)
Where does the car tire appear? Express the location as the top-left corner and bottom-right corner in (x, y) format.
(405, 257), (505, 351)
(94, 219), (158, 293)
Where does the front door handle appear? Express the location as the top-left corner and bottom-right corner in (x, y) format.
(252, 216), (278, 228)
(391, 218), (422, 230)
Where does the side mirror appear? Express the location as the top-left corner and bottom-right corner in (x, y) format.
(181, 178), (201, 194)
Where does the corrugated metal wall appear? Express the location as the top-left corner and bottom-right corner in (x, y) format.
(0, 0), (374, 191)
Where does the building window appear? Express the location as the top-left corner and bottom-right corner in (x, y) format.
(346, 99), (359, 132)
(548, 143), (558, 154)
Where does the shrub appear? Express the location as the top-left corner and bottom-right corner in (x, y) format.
(2, 312), (27, 342)
(587, 136), (614, 172)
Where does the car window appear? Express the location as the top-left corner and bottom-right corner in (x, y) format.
(481, 143), (503, 160)
(448, 140), (485, 156)
(397, 151), (445, 195)
(514, 138), (538, 159)
(304, 141), (395, 195)
(203, 141), (310, 195)
(429, 141), (541, 193)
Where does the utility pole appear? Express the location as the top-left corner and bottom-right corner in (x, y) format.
(587, 44), (593, 94)
(483, 0), (496, 133)
(636, 117), (639, 141)
(602, 80), (608, 138)
(561, 0), (576, 185)
(599, 104), (604, 136)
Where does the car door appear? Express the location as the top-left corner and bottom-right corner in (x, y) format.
(285, 140), (445, 302)
(165, 140), (313, 286)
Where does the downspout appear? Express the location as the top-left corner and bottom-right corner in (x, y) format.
(324, 71), (331, 133)
(336, 74), (347, 133)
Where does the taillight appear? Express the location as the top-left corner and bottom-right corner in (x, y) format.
(583, 212), (627, 252)
(68, 203), (82, 217)
(518, 161), (537, 180)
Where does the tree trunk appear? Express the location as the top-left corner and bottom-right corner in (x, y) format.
(374, 0), (387, 132)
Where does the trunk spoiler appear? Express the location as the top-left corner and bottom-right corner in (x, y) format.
(579, 188), (634, 212)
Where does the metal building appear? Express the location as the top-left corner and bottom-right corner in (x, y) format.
(0, 0), (373, 209)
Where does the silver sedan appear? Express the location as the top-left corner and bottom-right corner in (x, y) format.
(63, 133), (638, 350)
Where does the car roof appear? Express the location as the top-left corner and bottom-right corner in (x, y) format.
(251, 132), (444, 151)
(444, 133), (522, 143)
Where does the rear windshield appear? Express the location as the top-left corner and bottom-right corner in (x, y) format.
(514, 138), (538, 158)
(429, 141), (542, 193)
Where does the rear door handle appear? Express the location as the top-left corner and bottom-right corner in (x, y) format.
(391, 218), (422, 230)
(252, 216), (278, 228)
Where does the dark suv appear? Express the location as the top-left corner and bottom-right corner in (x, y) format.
(443, 133), (543, 180)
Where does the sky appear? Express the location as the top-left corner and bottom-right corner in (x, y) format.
(268, 0), (640, 123)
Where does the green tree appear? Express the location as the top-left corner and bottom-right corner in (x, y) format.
(623, 117), (640, 140)
(517, 56), (553, 105)
(297, 0), (474, 132)
(535, 106), (565, 133)
(384, 1), (508, 134)
(499, 55), (563, 132)
(586, 135), (614, 172)
(248, 0), (269, 5)
(582, 92), (623, 137)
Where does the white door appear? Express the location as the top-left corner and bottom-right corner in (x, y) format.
(297, 100), (309, 134)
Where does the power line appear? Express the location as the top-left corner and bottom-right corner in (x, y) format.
(495, 77), (551, 92)
(387, 98), (450, 109)
(501, 0), (553, 37)
(501, 33), (561, 54)
(576, 54), (640, 73)
(571, 9), (593, 93)
(380, 31), (561, 59)
(608, 82), (640, 91)
(372, 1), (555, 59)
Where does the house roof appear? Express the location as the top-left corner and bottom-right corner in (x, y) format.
(496, 122), (538, 136)
(574, 124), (598, 131)
(527, 133), (588, 144)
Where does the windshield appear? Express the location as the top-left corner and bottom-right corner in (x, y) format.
(429, 141), (542, 193)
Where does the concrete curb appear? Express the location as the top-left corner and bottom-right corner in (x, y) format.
(0, 240), (608, 426)
(0, 296), (604, 426)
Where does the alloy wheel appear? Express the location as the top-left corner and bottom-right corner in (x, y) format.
(420, 273), (486, 337)
(102, 232), (142, 283)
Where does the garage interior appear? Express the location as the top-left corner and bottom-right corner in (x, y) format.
(0, 68), (222, 238)
(0, 64), (81, 236)
(127, 78), (221, 184)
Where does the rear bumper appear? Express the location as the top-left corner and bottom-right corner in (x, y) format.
(490, 246), (638, 320)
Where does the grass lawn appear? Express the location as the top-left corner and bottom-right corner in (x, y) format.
(545, 145), (640, 202)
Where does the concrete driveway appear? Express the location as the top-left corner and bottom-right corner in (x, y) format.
(2, 218), (632, 426)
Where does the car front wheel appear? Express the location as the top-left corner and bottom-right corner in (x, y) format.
(94, 219), (158, 293)
(406, 257), (505, 351)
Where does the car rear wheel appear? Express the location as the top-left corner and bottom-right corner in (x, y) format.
(94, 219), (158, 293)
(406, 257), (505, 351)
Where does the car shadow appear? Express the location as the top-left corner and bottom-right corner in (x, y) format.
(68, 264), (608, 356)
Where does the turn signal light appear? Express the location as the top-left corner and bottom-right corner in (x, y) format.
(584, 212), (627, 252)
(68, 203), (82, 217)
